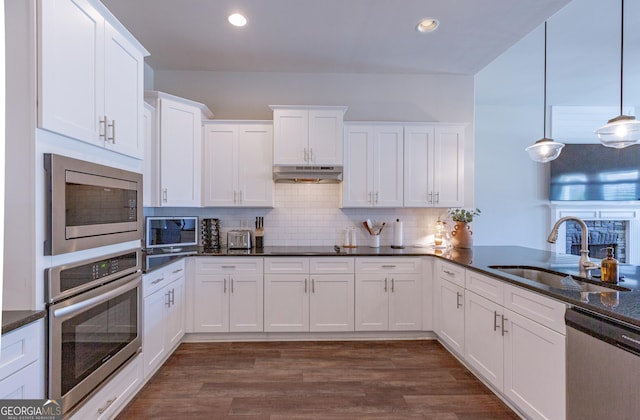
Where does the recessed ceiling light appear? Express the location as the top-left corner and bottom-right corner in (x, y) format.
(416, 18), (439, 33)
(228, 13), (247, 27)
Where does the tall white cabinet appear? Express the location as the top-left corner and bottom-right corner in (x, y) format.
(343, 123), (404, 207)
(271, 106), (347, 165)
(403, 124), (465, 207)
(38, 0), (148, 158)
(144, 91), (214, 207)
(202, 122), (274, 207)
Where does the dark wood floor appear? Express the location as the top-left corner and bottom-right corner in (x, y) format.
(117, 340), (519, 419)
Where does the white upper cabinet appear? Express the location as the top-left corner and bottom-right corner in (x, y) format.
(203, 122), (274, 208)
(145, 91), (214, 207)
(271, 106), (347, 165)
(343, 123), (403, 208)
(403, 124), (465, 207)
(38, 0), (148, 158)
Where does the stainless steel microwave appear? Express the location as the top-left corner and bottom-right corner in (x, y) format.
(44, 154), (143, 255)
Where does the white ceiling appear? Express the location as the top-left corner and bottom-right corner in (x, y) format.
(102, 0), (572, 75)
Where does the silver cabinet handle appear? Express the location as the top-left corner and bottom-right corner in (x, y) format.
(311, 278), (315, 293)
(391, 278), (395, 292)
(162, 188), (168, 203)
(434, 192), (439, 204)
(231, 277), (234, 293)
(368, 192), (373, 204)
(501, 315), (509, 336)
(97, 397), (117, 414)
(443, 270), (455, 276)
(224, 278), (227, 293)
(375, 192), (379, 204)
(493, 311), (500, 331)
(382, 265), (396, 268)
(151, 276), (165, 285)
(456, 292), (462, 309)
(170, 288), (175, 306)
(172, 268), (183, 274)
(304, 278), (308, 293)
(221, 266), (236, 269)
(304, 148), (308, 162)
(384, 278), (388, 292)
(309, 148), (314, 162)
(233, 190), (237, 204)
(165, 290), (171, 307)
(427, 192), (433, 203)
(108, 119), (116, 143)
(99, 116), (107, 140)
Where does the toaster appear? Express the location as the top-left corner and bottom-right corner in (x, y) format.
(227, 230), (252, 249)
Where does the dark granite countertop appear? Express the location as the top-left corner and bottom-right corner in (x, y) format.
(143, 245), (640, 329)
(2, 310), (46, 335)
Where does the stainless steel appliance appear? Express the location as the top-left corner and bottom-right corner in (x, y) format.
(145, 216), (198, 249)
(273, 165), (343, 183)
(566, 307), (640, 419)
(46, 249), (142, 415)
(44, 154), (143, 255)
(227, 229), (252, 249)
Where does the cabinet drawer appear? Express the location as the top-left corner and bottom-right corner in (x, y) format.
(466, 270), (504, 304)
(195, 257), (263, 275)
(143, 268), (171, 297)
(310, 257), (354, 274)
(436, 261), (465, 287)
(503, 284), (567, 335)
(264, 257), (309, 274)
(166, 260), (185, 282)
(355, 258), (421, 274)
(0, 320), (44, 382)
(70, 355), (142, 420)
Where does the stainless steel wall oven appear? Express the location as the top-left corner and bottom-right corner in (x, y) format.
(44, 154), (143, 255)
(46, 249), (142, 415)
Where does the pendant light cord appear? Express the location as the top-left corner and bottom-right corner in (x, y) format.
(543, 21), (548, 138)
(619, 0), (624, 115)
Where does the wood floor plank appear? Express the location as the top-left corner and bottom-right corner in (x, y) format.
(117, 340), (519, 419)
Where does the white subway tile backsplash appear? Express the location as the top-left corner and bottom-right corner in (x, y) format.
(146, 184), (449, 247)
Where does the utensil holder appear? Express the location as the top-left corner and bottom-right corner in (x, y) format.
(369, 235), (380, 248)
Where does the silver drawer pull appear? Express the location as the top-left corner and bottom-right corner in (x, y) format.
(172, 268), (183, 274)
(501, 315), (509, 336)
(151, 277), (165, 285)
(382, 265), (396, 268)
(443, 269), (455, 276)
(221, 265), (236, 269)
(456, 292), (462, 309)
(97, 397), (117, 414)
(493, 311), (500, 331)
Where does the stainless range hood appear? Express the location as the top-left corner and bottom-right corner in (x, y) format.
(273, 165), (343, 183)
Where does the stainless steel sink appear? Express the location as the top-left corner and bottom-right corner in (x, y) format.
(488, 265), (630, 293)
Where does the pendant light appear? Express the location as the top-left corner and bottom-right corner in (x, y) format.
(595, 0), (640, 148)
(526, 22), (565, 163)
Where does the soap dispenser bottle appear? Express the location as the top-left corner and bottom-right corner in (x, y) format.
(600, 247), (619, 284)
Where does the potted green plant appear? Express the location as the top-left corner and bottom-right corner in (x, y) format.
(447, 208), (481, 248)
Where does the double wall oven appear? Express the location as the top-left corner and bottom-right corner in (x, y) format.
(44, 154), (144, 415)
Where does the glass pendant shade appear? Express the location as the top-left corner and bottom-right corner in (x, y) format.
(595, 115), (640, 148)
(526, 137), (565, 163)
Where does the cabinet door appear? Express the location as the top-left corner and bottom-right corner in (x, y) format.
(343, 125), (375, 207)
(273, 109), (308, 164)
(202, 124), (237, 207)
(403, 125), (433, 207)
(39, 0), (105, 145)
(373, 125), (404, 207)
(142, 287), (167, 378)
(237, 124), (274, 207)
(229, 273), (264, 332)
(166, 276), (185, 350)
(264, 274), (309, 332)
(309, 274), (354, 332)
(435, 278), (465, 355)
(464, 291), (504, 391)
(432, 126), (464, 207)
(388, 273), (422, 331)
(193, 273), (229, 332)
(354, 274), (389, 331)
(103, 22), (144, 158)
(159, 99), (202, 206)
(503, 309), (566, 420)
(308, 109), (344, 164)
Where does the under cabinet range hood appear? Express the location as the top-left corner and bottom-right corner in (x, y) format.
(273, 165), (343, 183)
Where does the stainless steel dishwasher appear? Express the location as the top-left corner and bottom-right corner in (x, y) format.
(566, 308), (640, 420)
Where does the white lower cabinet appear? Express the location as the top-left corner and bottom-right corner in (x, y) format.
(0, 319), (45, 399)
(462, 270), (566, 420)
(193, 258), (264, 333)
(354, 258), (422, 331)
(142, 260), (185, 379)
(434, 261), (466, 355)
(70, 355), (143, 420)
(264, 258), (355, 332)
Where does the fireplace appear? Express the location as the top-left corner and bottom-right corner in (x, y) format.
(550, 204), (640, 265)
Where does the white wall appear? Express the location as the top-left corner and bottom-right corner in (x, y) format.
(473, 0), (640, 249)
(150, 70), (475, 246)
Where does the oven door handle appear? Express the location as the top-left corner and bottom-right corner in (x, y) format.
(53, 275), (141, 319)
